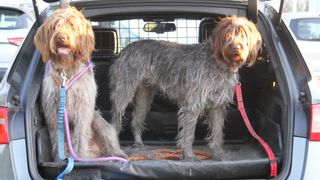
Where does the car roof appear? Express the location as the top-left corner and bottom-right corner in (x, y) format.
(0, 2), (28, 11)
(283, 12), (320, 22)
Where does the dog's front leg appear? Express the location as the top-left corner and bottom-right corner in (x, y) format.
(206, 106), (229, 160)
(177, 106), (202, 160)
(72, 114), (93, 159)
(47, 117), (60, 161)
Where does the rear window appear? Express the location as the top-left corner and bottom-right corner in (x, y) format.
(290, 18), (320, 41)
(92, 18), (201, 52)
(0, 8), (29, 29)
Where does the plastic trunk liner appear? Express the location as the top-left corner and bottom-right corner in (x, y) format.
(36, 109), (282, 179)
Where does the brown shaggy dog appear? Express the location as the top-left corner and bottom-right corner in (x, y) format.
(212, 16), (262, 72)
(110, 16), (262, 160)
(34, 7), (126, 161)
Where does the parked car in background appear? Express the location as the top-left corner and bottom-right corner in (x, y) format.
(0, 0), (319, 179)
(283, 13), (320, 86)
(0, 5), (33, 80)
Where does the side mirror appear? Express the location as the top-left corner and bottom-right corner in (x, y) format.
(42, 0), (59, 2)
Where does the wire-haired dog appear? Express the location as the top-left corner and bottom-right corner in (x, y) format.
(110, 16), (262, 160)
(34, 7), (126, 161)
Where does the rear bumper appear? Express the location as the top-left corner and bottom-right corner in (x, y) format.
(303, 141), (320, 180)
(288, 137), (320, 180)
(0, 140), (31, 180)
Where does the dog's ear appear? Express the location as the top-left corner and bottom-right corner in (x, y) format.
(81, 21), (95, 61)
(246, 20), (262, 67)
(34, 24), (51, 63)
(211, 17), (231, 65)
(77, 12), (95, 62)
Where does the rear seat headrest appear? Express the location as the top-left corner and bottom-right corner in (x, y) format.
(92, 28), (119, 57)
(198, 18), (219, 43)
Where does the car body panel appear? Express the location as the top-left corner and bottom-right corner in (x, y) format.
(0, 0), (318, 179)
(0, 144), (15, 179)
(283, 13), (320, 91)
(0, 140), (31, 180)
(287, 137), (307, 180)
(0, 44), (17, 68)
(11, 140), (31, 180)
(303, 141), (320, 180)
(282, 13), (320, 180)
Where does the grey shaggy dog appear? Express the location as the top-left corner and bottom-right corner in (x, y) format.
(34, 7), (126, 161)
(110, 16), (262, 160)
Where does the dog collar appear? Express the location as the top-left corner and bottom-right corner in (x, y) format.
(47, 60), (93, 87)
(216, 62), (239, 82)
(48, 59), (92, 71)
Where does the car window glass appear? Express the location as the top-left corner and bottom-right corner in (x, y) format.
(0, 9), (28, 29)
(294, 18), (320, 41)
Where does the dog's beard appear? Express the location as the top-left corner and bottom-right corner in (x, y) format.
(221, 47), (249, 72)
(57, 53), (74, 61)
(53, 45), (74, 60)
(223, 50), (246, 64)
(50, 46), (76, 69)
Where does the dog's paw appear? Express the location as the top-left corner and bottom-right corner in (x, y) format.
(102, 151), (128, 159)
(212, 149), (232, 161)
(132, 143), (148, 150)
(115, 151), (128, 159)
(181, 151), (200, 161)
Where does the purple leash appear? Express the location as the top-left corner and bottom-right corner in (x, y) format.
(53, 60), (128, 163)
(64, 110), (127, 162)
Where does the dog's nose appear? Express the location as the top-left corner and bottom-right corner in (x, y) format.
(233, 44), (241, 52)
(58, 35), (67, 42)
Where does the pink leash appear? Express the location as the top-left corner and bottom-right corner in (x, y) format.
(235, 83), (277, 177)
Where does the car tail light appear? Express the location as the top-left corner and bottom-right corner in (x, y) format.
(310, 104), (320, 141)
(0, 107), (9, 144)
(7, 37), (24, 46)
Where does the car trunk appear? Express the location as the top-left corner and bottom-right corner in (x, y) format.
(30, 0), (288, 179)
(35, 59), (283, 179)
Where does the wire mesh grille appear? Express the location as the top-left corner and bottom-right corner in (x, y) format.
(93, 18), (201, 52)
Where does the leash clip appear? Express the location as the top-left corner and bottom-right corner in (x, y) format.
(61, 69), (67, 88)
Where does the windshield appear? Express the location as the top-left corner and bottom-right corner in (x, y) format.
(290, 18), (320, 41)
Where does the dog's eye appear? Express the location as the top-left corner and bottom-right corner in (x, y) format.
(66, 21), (76, 29)
(225, 33), (233, 39)
(70, 22), (77, 28)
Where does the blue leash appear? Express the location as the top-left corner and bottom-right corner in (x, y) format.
(56, 71), (74, 180)
(58, 87), (66, 160)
